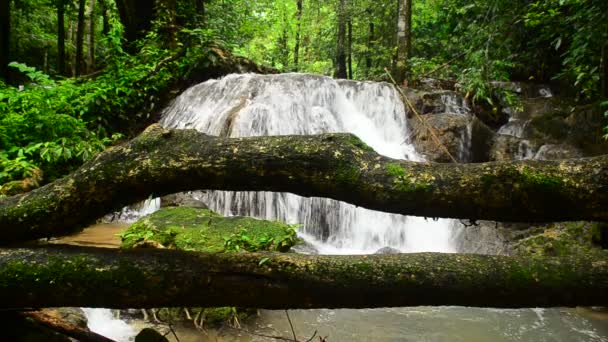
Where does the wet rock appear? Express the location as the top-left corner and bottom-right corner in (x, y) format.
(40, 308), (87, 329)
(160, 192), (209, 209)
(135, 328), (169, 342)
(512, 222), (607, 257)
(534, 144), (582, 160)
(374, 247), (401, 254)
(409, 113), (494, 162)
(292, 240), (320, 255)
(451, 221), (536, 255)
(490, 135), (542, 161)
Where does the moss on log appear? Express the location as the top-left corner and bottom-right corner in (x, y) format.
(0, 245), (606, 309)
(1, 124), (608, 243)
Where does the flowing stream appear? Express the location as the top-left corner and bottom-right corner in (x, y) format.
(85, 73), (607, 341)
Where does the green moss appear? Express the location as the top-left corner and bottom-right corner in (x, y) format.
(119, 206), (298, 327)
(386, 163), (433, 192)
(120, 207), (298, 253)
(335, 166), (360, 185)
(347, 135), (375, 152)
(519, 166), (563, 190)
(513, 222), (606, 257)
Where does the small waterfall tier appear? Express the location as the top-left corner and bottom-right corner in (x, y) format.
(161, 73), (455, 254)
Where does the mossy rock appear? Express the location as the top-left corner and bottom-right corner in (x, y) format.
(120, 207), (299, 253)
(120, 207), (299, 328)
(513, 222), (607, 257)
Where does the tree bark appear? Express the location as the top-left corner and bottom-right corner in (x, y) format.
(0, 245), (606, 309)
(1, 125), (608, 243)
(335, 0), (347, 79)
(57, 0), (66, 75)
(19, 311), (115, 342)
(0, 0), (10, 81)
(76, 0), (86, 76)
(395, 0), (412, 83)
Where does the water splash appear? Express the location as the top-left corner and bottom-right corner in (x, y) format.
(103, 197), (161, 223)
(161, 73), (455, 253)
(83, 308), (136, 342)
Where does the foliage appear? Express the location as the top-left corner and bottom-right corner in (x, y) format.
(223, 224), (299, 253)
(0, 63), (119, 182)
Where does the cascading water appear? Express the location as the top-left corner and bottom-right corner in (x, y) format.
(160, 73), (455, 254)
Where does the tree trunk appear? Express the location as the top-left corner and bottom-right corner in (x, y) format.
(87, 0), (96, 73)
(395, 0), (412, 83)
(57, 0), (66, 75)
(366, 8), (374, 77)
(601, 37), (607, 98)
(0, 245), (606, 309)
(19, 311), (115, 342)
(195, 0), (205, 26)
(76, 0), (86, 76)
(335, 0), (347, 79)
(99, 0), (109, 35)
(0, 0), (10, 81)
(2, 125), (608, 243)
(293, 0), (303, 71)
(115, 0), (154, 47)
(279, 11), (289, 70)
(347, 17), (353, 79)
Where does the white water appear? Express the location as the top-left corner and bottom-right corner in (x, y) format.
(160, 73), (455, 254)
(83, 308), (136, 341)
(103, 197), (161, 223)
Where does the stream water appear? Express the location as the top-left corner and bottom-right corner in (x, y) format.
(82, 73), (607, 341)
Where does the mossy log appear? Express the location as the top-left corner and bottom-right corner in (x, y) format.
(0, 245), (606, 309)
(1, 124), (608, 243)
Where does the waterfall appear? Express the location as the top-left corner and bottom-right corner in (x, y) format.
(161, 73), (455, 254)
(83, 308), (136, 341)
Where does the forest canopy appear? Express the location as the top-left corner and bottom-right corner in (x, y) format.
(0, 0), (607, 188)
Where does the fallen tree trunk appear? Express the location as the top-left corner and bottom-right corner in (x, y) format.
(0, 245), (606, 309)
(1, 124), (608, 243)
(19, 311), (115, 342)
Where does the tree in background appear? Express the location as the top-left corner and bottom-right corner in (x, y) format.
(395, 0), (412, 84)
(335, 0), (347, 78)
(0, 0), (10, 80)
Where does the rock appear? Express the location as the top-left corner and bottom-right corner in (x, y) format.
(121, 207), (298, 253)
(121, 207), (299, 328)
(534, 144), (582, 160)
(135, 328), (169, 342)
(490, 135), (542, 161)
(160, 192), (209, 209)
(512, 222), (607, 257)
(40, 308), (87, 329)
(409, 113), (494, 162)
(374, 247), (401, 254)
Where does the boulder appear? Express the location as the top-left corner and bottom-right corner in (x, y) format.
(534, 144), (582, 160)
(120, 207), (298, 253)
(409, 113), (494, 162)
(120, 207), (300, 328)
(489, 135), (542, 161)
(374, 247), (401, 254)
(160, 192), (208, 209)
(135, 328), (169, 342)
